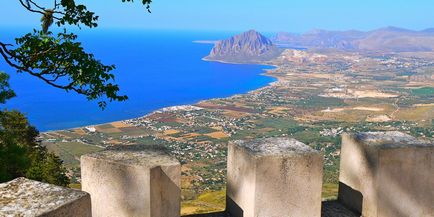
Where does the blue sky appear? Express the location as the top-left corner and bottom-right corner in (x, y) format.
(1, 0), (434, 33)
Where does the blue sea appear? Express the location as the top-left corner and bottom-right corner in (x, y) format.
(0, 28), (275, 131)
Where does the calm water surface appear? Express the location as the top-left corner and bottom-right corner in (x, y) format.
(0, 28), (275, 131)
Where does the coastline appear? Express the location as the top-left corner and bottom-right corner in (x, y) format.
(194, 66), (278, 105)
(39, 47), (434, 215)
(43, 60), (280, 133)
(202, 57), (279, 67)
(192, 40), (218, 44)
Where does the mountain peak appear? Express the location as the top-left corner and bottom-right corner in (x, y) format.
(243, 29), (265, 37)
(246, 29), (259, 34)
(421, 28), (434, 33)
(204, 30), (281, 63)
(305, 28), (328, 35)
(375, 26), (413, 33)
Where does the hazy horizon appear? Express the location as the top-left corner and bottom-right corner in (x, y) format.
(1, 0), (434, 33)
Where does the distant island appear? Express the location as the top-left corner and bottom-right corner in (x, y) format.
(204, 30), (282, 63)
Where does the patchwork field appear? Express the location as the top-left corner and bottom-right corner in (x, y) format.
(41, 50), (433, 215)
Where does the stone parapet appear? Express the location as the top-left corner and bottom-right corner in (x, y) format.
(226, 137), (323, 217)
(338, 131), (434, 217)
(0, 177), (91, 217)
(81, 145), (181, 217)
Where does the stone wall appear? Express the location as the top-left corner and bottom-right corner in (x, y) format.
(226, 138), (323, 217)
(81, 145), (181, 217)
(338, 131), (434, 217)
(0, 177), (91, 217)
(1, 131), (432, 217)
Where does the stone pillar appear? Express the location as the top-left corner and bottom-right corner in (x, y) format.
(81, 145), (181, 217)
(338, 131), (434, 217)
(0, 177), (91, 217)
(226, 137), (323, 217)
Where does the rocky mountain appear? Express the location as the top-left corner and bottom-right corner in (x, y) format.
(272, 26), (434, 52)
(204, 30), (281, 63)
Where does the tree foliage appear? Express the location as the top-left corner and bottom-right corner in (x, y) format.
(0, 72), (69, 185)
(0, 1), (153, 185)
(3, 30), (127, 107)
(1, 0), (152, 108)
(0, 73), (15, 104)
(0, 109), (70, 186)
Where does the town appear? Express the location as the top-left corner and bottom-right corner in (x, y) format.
(40, 49), (434, 215)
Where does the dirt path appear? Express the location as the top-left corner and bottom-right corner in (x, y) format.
(390, 98), (400, 119)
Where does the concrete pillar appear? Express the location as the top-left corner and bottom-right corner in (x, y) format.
(0, 177), (91, 217)
(81, 145), (181, 217)
(338, 131), (434, 217)
(227, 137), (323, 217)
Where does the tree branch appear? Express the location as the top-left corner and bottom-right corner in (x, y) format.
(0, 42), (81, 94)
(27, 0), (46, 11)
(18, 0), (45, 15)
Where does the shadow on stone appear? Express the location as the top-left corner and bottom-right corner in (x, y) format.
(151, 166), (181, 216)
(321, 200), (359, 217)
(181, 200), (359, 217)
(226, 195), (243, 217)
(338, 132), (434, 216)
(338, 182), (363, 215)
(183, 212), (230, 217)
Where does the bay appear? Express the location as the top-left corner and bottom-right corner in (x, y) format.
(0, 28), (275, 131)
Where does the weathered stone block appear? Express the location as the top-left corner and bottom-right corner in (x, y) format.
(339, 131), (434, 217)
(81, 145), (181, 217)
(0, 177), (91, 217)
(227, 137), (323, 217)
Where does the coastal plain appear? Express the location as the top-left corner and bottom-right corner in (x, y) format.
(41, 47), (433, 215)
